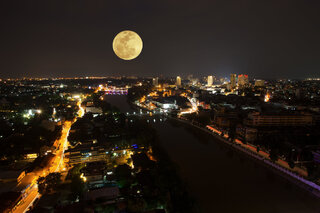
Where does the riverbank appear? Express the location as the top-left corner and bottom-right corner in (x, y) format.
(171, 116), (320, 198)
(106, 96), (320, 212)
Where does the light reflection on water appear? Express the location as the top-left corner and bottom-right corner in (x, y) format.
(106, 95), (320, 213)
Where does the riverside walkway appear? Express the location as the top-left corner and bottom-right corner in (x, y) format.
(171, 117), (320, 198)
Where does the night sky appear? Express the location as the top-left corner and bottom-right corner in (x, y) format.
(1, 0), (319, 79)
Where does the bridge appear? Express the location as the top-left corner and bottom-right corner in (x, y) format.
(95, 85), (128, 95)
(104, 88), (128, 95)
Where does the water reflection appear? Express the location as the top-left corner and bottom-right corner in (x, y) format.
(153, 120), (320, 213)
(105, 95), (320, 213)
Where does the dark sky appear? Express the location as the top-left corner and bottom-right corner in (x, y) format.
(0, 0), (319, 79)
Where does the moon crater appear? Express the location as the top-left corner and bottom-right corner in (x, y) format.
(112, 30), (143, 60)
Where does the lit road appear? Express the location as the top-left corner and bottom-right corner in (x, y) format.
(178, 96), (198, 116)
(12, 100), (85, 213)
(13, 189), (39, 213)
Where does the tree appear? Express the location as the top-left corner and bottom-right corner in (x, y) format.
(37, 173), (61, 194)
(70, 176), (85, 200)
(114, 164), (132, 188)
(132, 153), (155, 171)
(37, 176), (46, 195)
(65, 164), (86, 200)
(127, 198), (147, 213)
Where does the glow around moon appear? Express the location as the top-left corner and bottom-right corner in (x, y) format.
(112, 30), (143, 60)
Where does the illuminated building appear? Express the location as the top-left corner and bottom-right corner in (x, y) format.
(238, 74), (249, 87)
(85, 106), (103, 114)
(176, 76), (181, 87)
(238, 111), (315, 143)
(154, 99), (178, 110)
(80, 161), (107, 187)
(213, 106), (238, 128)
(68, 146), (108, 164)
(152, 77), (158, 87)
(207, 75), (213, 86)
(152, 96), (180, 111)
(26, 153), (38, 159)
(255, 79), (265, 87)
(245, 112), (313, 127)
(230, 74), (237, 89)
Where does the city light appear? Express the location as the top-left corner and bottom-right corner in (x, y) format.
(264, 93), (270, 102)
(80, 173), (87, 182)
(2, 1), (320, 212)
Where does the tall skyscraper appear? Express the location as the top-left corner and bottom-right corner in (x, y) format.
(152, 77), (159, 87)
(230, 74), (237, 89)
(207, 75), (213, 86)
(176, 76), (181, 86)
(238, 74), (249, 87)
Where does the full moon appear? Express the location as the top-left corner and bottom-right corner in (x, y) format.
(112, 30), (143, 60)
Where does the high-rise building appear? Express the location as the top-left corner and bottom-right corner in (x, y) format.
(207, 76), (213, 86)
(152, 77), (159, 87)
(176, 76), (181, 87)
(254, 79), (265, 87)
(238, 74), (249, 87)
(230, 74), (237, 89)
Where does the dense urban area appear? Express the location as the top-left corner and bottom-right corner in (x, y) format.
(0, 75), (320, 213)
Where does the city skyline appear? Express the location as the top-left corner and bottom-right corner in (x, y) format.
(1, 74), (319, 81)
(1, 75), (320, 212)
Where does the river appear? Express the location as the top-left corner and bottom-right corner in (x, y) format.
(104, 95), (320, 213)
